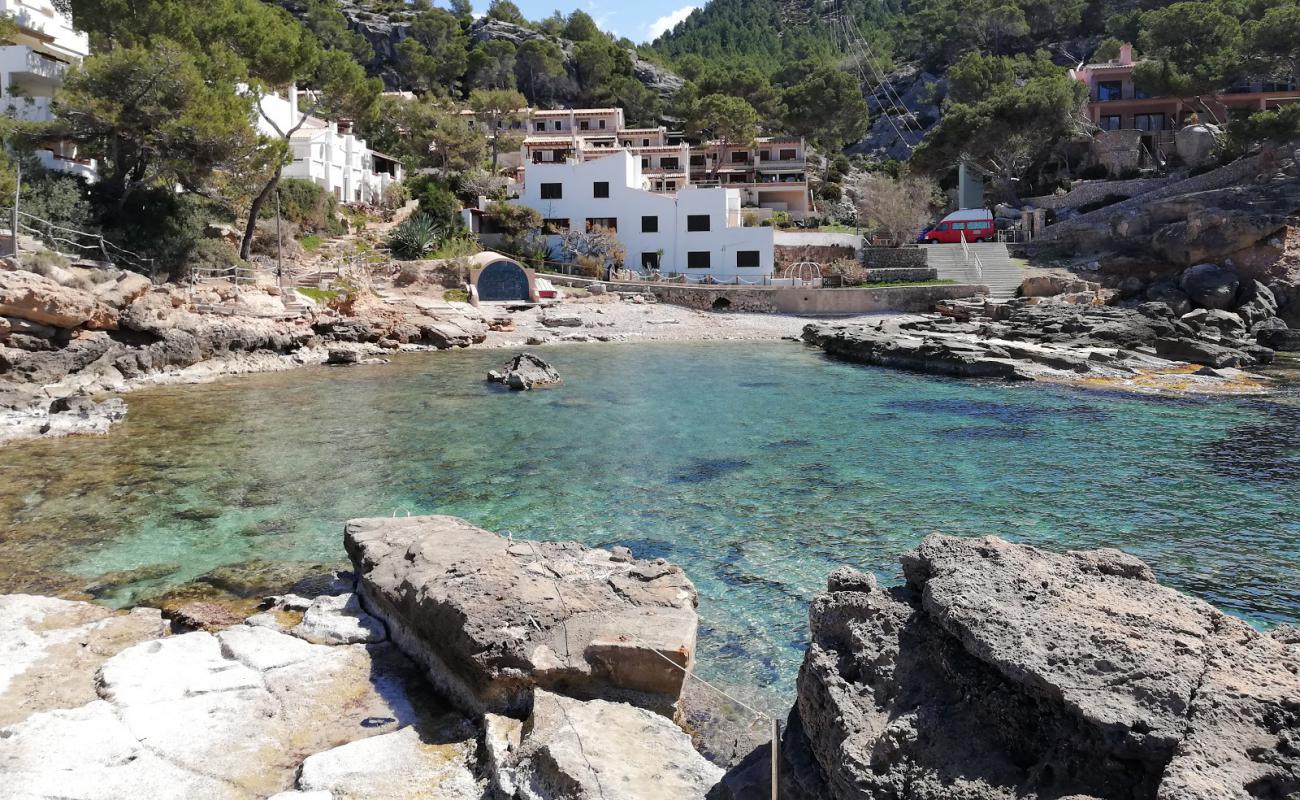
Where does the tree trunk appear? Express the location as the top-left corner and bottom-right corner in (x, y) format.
(240, 164), (283, 262)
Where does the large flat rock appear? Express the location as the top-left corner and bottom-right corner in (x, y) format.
(345, 515), (699, 717)
(772, 534), (1300, 800)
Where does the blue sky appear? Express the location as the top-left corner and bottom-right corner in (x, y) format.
(467, 1), (700, 44)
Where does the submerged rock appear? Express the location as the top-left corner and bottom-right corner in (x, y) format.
(762, 534), (1300, 800)
(344, 515), (699, 717)
(487, 353), (563, 391)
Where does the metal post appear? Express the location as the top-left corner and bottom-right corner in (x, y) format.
(275, 189), (283, 290)
(770, 716), (779, 800)
(12, 161), (20, 268)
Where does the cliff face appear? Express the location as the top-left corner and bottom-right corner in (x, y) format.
(716, 534), (1300, 800)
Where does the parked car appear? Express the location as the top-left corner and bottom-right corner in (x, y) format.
(917, 209), (997, 244)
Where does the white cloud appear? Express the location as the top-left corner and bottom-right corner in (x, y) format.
(646, 6), (697, 40)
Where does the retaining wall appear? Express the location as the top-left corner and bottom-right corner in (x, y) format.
(1022, 176), (1180, 211)
(862, 247), (928, 270)
(862, 266), (938, 282)
(775, 244), (857, 269)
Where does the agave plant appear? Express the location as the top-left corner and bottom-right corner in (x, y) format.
(386, 214), (444, 260)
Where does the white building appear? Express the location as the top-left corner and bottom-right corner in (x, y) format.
(255, 88), (402, 205)
(496, 149), (774, 282)
(0, 0), (95, 180)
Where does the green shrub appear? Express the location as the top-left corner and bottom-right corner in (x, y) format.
(21, 171), (95, 235)
(444, 288), (469, 302)
(299, 234), (323, 252)
(405, 175), (462, 229)
(268, 178), (347, 236)
(387, 213), (445, 260)
(186, 238), (242, 272)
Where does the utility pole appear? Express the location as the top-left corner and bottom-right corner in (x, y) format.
(11, 161), (20, 268)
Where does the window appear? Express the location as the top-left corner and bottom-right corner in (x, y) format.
(687, 214), (710, 232)
(580, 120), (589, 130)
(641, 252), (661, 270)
(1100, 115), (1123, 131)
(587, 217), (617, 232)
(736, 250), (760, 268)
(540, 183), (562, 200)
(622, 140), (631, 147)
(642, 138), (650, 147)
(641, 158), (650, 168)
(731, 151), (749, 163)
(1097, 81), (1123, 102)
(690, 155), (705, 166)
(542, 218), (570, 234)
(1134, 113), (1165, 131)
(780, 148), (797, 160)
(661, 157), (679, 170)
(593, 181), (610, 198)
(760, 150), (771, 162)
(598, 119), (606, 129)
(950, 222), (967, 230)
(553, 121), (562, 130)
(687, 251), (711, 269)
(641, 215), (658, 233)
(666, 181), (677, 191)
(535, 122), (545, 132)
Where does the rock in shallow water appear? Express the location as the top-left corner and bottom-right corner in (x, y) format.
(760, 534), (1300, 800)
(344, 515), (699, 717)
(487, 352), (562, 390)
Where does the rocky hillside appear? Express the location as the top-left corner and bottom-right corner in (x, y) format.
(266, 0), (683, 101)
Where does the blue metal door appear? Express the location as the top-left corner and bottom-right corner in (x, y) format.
(477, 261), (529, 301)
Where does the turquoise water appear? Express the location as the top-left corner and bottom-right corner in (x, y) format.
(2, 342), (1298, 706)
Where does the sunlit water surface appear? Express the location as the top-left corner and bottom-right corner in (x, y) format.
(3, 343), (1298, 707)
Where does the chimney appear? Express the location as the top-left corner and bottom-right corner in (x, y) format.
(1119, 43), (1134, 65)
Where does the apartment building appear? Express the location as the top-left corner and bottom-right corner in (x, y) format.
(505, 149), (775, 281)
(256, 88), (402, 205)
(463, 105), (812, 218)
(0, 0), (95, 180)
(1072, 43), (1300, 160)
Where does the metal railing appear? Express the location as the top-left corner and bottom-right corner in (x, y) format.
(959, 230), (984, 281)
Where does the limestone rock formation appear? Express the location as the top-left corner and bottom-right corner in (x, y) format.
(0, 268), (119, 330)
(487, 352), (563, 390)
(503, 690), (725, 799)
(771, 535), (1300, 800)
(344, 515), (699, 717)
(1180, 262), (1240, 310)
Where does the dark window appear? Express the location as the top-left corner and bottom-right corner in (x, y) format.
(553, 120), (561, 130)
(535, 122), (545, 132)
(542, 218), (569, 234)
(586, 217), (617, 232)
(598, 119), (606, 129)
(622, 140), (631, 147)
(760, 150), (771, 161)
(687, 251), (711, 269)
(1097, 81), (1123, 102)
(780, 148), (797, 160)
(593, 181), (610, 198)
(641, 215), (658, 233)
(661, 157), (679, 170)
(641, 158), (650, 168)
(1134, 113), (1165, 131)
(1100, 115), (1123, 131)
(687, 214), (710, 232)
(641, 252), (660, 269)
(580, 120), (589, 130)
(666, 181), (676, 191)
(642, 138), (650, 146)
(731, 151), (748, 163)
(690, 155), (705, 166)
(540, 183), (562, 200)
(736, 250), (760, 268)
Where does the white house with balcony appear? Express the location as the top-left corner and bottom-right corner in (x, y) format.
(255, 87), (402, 205)
(493, 149), (774, 282)
(0, 0), (96, 180)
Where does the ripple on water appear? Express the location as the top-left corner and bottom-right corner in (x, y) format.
(0, 342), (1296, 710)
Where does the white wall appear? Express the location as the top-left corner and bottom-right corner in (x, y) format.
(515, 151), (774, 279)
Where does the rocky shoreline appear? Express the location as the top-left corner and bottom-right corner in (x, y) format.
(4, 518), (1296, 799)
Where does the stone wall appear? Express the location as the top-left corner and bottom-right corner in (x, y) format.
(1022, 176), (1180, 211)
(862, 266), (938, 283)
(862, 247), (928, 270)
(1090, 129), (1144, 175)
(598, 283), (986, 314)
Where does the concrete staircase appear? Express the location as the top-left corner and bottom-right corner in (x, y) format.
(924, 243), (1023, 300)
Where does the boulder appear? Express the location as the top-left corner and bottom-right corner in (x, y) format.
(1257, 327), (1300, 351)
(292, 591), (387, 645)
(1145, 280), (1191, 316)
(344, 515), (699, 717)
(1018, 275), (1100, 298)
(0, 268), (118, 329)
(1234, 279), (1279, 329)
(1180, 263), (1240, 310)
(540, 315), (582, 328)
(487, 353), (563, 390)
(1174, 123), (1220, 167)
(90, 270), (152, 309)
(295, 725), (483, 799)
(326, 348), (359, 365)
(773, 535), (1300, 800)
(502, 690), (725, 799)
(1153, 336), (1253, 368)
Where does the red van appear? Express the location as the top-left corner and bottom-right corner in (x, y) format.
(917, 209), (996, 244)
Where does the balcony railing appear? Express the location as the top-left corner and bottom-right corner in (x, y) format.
(25, 50), (66, 80)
